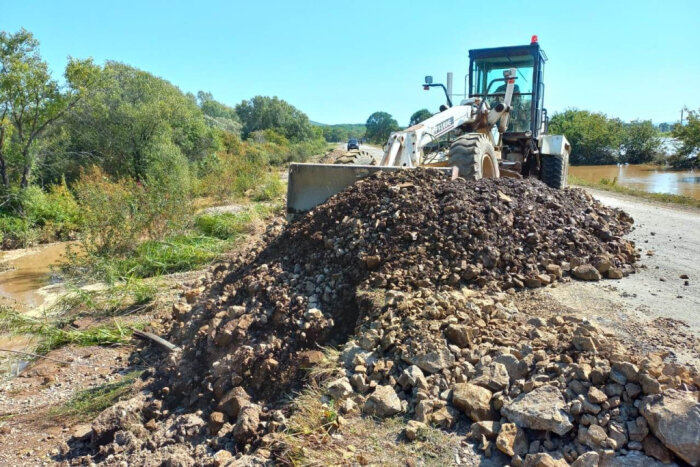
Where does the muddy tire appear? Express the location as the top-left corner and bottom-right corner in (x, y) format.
(334, 150), (376, 166)
(541, 153), (569, 189)
(448, 134), (499, 180)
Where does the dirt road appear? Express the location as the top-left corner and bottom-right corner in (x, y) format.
(538, 187), (700, 362)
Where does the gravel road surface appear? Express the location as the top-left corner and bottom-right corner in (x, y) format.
(541, 187), (700, 362)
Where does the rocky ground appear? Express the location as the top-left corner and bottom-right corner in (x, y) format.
(2, 171), (699, 466)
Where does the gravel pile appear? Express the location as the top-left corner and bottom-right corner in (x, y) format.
(67, 170), (700, 466)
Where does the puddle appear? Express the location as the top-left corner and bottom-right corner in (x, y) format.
(0, 242), (72, 380)
(0, 242), (70, 311)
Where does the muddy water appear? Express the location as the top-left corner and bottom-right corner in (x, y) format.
(0, 242), (70, 310)
(569, 164), (700, 200)
(0, 242), (70, 378)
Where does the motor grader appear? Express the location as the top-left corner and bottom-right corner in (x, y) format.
(287, 37), (570, 216)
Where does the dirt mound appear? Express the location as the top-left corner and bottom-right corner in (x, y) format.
(66, 170), (698, 465)
(168, 170), (637, 401)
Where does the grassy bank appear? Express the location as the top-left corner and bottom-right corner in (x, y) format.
(568, 174), (700, 209)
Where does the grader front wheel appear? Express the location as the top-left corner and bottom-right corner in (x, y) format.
(448, 134), (500, 180)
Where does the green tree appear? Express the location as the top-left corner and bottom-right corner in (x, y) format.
(0, 29), (99, 189)
(657, 122), (672, 133)
(409, 109), (432, 127)
(365, 111), (399, 144)
(620, 120), (660, 164)
(235, 96), (314, 141)
(670, 107), (700, 168)
(64, 62), (214, 181)
(549, 109), (623, 165)
(197, 91), (242, 135)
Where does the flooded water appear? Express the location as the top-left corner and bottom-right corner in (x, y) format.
(569, 165), (700, 200)
(0, 242), (70, 379)
(0, 242), (69, 310)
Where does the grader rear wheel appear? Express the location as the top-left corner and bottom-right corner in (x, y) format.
(448, 133), (500, 180)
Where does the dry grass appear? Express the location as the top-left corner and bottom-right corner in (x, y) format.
(280, 348), (461, 466)
(282, 407), (461, 466)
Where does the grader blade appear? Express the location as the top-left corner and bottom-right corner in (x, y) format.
(286, 163), (456, 219)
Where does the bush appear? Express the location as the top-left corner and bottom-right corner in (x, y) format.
(253, 174), (284, 201)
(0, 215), (37, 249)
(74, 160), (193, 257)
(21, 181), (81, 241)
(73, 167), (148, 256)
(194, 150), (269, 201)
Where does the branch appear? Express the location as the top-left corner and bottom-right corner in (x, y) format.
(131, 329), (179, 352)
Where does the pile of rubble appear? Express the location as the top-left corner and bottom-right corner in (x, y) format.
(70, 170), (699, 466)
(334, 287), (699, 465)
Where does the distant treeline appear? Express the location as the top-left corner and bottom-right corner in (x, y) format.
(550, 109), (699, 168)
(0, 28), (325, 249)
(316, 123), (366, 142)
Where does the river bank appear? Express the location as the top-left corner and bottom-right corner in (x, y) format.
(569, 164), (699, 202)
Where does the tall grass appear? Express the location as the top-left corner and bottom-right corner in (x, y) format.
(0, 307), (136, 354)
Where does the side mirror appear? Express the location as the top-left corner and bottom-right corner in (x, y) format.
(424, 75), (433, 85)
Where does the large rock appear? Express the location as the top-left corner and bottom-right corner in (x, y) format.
(641, 389), (700, 465)
(473, 362), (510, 391)
(573, 264), (602, 281)
(217, 386), (250, 418)
(363, 385), (402, 417)
(502, 385), (573, 435)
(444, 324), (474, 348)
(496, 423), (528, 457)
(523, 453), (570, 467)
(91, 396), (145, 445)
(571, 451), (599, 467)
(233, 404), (261, 443)
(452, 383), (494, 421)
(397, 365), (427, 389)
(599, 451), (669, 467)
(494, 354), (529, 382)
(403, 345), (455, 374)
(327, 377), (353, 400)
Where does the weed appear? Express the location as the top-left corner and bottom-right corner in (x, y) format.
(285, 384), (339, 437)
(50, 370), (143, 420)
(52, 279), (158, 317)
(195, 212), (254, 240)
(252, 173), (284, 201)
(0, 308), (136, 354)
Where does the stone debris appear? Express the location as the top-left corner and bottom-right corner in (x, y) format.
(502, 385), (574, 435)
(640, 389), (700, 465)
(70, 170), (699, 466)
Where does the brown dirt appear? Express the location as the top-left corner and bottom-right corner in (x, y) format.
(2, 172), (698, 466)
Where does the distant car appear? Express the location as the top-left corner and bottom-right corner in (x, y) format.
(347, 138), (360, 150)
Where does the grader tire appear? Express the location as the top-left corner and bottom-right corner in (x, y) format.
(448, 134), (500, 180)
(541, 153), (569, 189)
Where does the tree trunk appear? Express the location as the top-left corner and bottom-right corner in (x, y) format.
(20, 154), (31, 189)
(0, 155), (9, 188)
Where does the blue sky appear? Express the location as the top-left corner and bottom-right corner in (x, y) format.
(2, 0), (698, 126)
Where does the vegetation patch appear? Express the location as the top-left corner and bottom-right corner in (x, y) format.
(0, 307), (137, 354)
(283, 412), (460, 466)
(52, 279), (158, 318)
